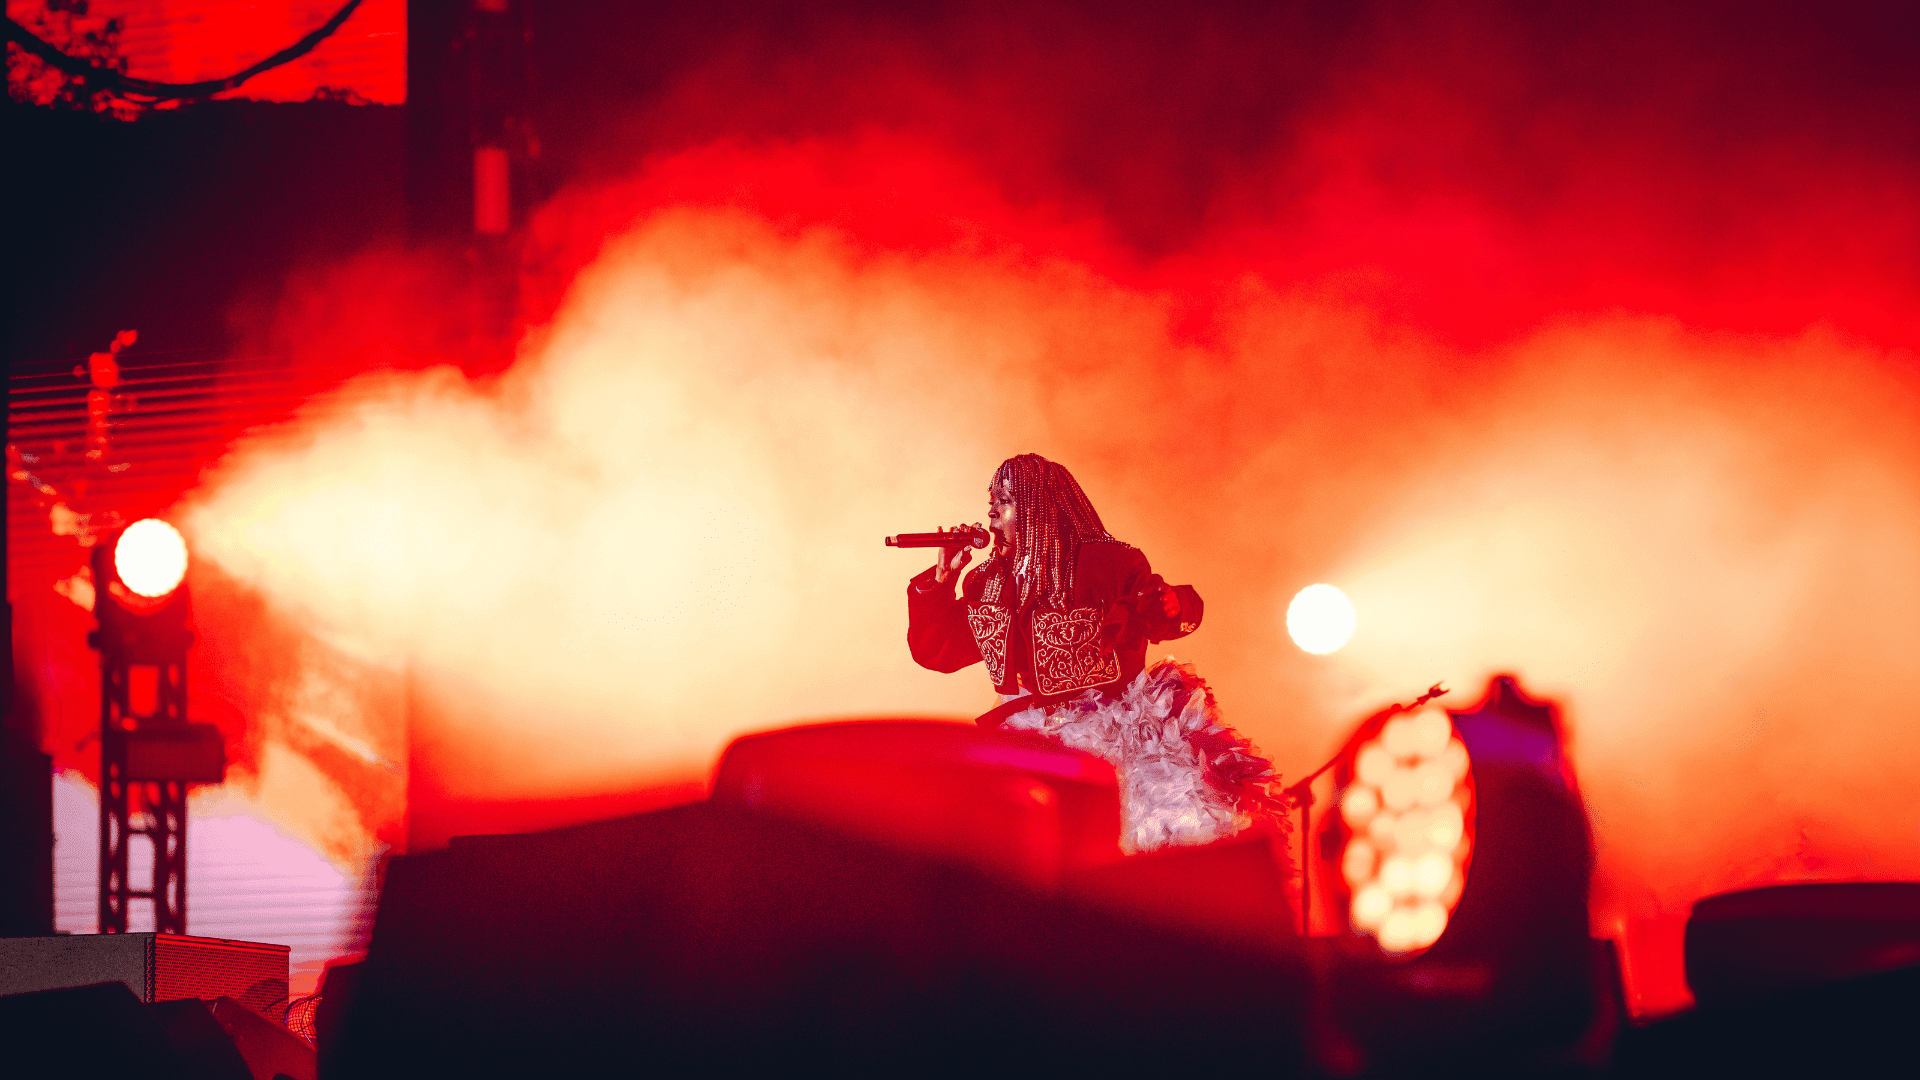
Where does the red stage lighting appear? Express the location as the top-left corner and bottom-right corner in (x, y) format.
(113, 518), (189, 599)
(1332, 706), (1477, 956)
(1321, 678), (1612, 1074)
(88, 520), (217, 935)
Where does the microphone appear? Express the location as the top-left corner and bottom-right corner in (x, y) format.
(885, 525), (992, 549)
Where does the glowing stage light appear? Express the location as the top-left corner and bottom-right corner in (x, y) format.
(90, 517), (211, 936)
(115, 518), (189, 597)
(1332, 705), (1476, 956)
(1313, 678), (1607, 1071)
(1340, 784), (1378, 825)
(1286, 584), (1355, 654)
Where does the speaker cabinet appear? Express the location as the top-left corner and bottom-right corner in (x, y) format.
(1686, 881), (1920, 1007)
(0, 933), (289, 1018)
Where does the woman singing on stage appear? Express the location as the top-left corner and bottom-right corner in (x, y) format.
(907, 453), (1285, 853)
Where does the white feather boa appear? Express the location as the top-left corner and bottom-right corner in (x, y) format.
(999, 658), (1286, 854)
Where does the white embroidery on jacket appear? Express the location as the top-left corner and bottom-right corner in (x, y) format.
(966, 604), (1014, 686)
(1031, 605), (1121, 695)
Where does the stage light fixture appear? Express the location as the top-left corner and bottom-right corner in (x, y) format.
(1313, 677), (1610, 1074)
(1332, 706), (1476, 956)
(88, 520), (218, 936)
(1287, 583), (1355, 654)
(113, 518), (188, 598)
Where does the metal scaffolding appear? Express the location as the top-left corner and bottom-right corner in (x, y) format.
(89, 539), (220, 935)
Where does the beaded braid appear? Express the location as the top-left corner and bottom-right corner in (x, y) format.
(983, 454), (1121, 609)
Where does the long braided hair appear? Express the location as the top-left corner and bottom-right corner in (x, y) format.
(981, 454), (1122, 609)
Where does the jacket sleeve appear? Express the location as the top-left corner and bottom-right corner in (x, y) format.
(907, 566), (982, 673)
(1146, 583), (1204, 643)
(1116, 547), (1204, 645)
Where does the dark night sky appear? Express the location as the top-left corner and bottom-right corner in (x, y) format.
(10, 0), (1919, 365)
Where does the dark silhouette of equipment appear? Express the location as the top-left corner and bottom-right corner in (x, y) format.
(1612, 882), (1920, 1077)
(149, 995), (317, 1080)
(312, 959), (365, 1076)
(0, 728), (55, 936)
(407, 0), (535, 368)
(1319, 675), (1615, 1075)
(332, 718), (1310, 1076)
(1068, 829), (1297, 950)
(1685, 881), (1920, 1007)
(0, 981), (188, 1080)
(0, 981), (314, 1080)
(0, 932), (290, 1018)
(714, 718), (1296, 940)
(88, 532), (223, 935)
(1613, 962), (1920, 1079)
(330, 801), (1308, 1077)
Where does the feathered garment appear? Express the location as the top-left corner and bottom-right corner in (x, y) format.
(998, 657), (1290, 855)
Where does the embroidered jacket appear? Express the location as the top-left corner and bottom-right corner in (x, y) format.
(907, 541), (1204, 702)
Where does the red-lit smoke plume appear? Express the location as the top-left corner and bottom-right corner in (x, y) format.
(159, 2), (1920, 1018)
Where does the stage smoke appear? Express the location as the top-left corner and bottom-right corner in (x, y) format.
(150, 3), (1920, 1018)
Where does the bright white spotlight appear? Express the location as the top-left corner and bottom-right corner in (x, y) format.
(1286, 583), (1355, 654)
(115, 518), (188, 598)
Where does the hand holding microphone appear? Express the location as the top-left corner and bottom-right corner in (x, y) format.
(886, 523), (990, 585)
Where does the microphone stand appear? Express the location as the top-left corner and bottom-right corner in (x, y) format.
(1283, 682), (1447, 936)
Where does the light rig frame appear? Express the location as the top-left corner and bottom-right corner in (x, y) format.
(87, 536), (223, 935)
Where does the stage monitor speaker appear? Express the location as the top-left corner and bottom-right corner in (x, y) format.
(711, 720), (1122, 886)
(0, 933), (289, 1018)
(333, 801), (1309, 1077)
(1686, 881), (1920, 1008)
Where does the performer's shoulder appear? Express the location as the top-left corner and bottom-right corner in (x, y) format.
(1076, 539), (1149, 573)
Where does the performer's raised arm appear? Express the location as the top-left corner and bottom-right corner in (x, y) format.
(1109, 547), (1206, 645)
(906, 530), (982, 673)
